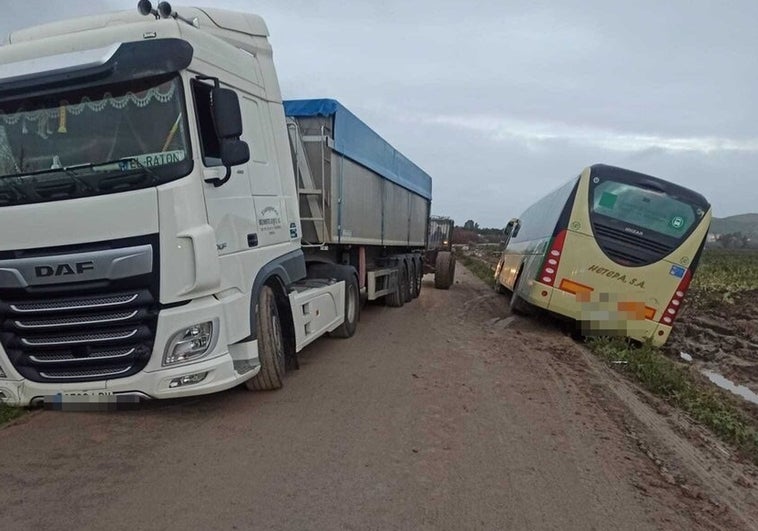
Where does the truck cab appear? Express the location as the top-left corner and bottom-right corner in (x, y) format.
(0, 5), (349, 405)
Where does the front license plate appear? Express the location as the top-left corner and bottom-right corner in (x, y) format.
(44, 391), (139, 411)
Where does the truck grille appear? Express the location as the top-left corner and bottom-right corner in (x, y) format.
(0, 290), (157, 383)
(0, 235), (160, 384)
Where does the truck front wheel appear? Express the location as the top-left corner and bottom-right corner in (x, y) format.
(246, 286), (286, 391)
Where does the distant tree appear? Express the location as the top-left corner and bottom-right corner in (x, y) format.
(452, 227), (480, 244)
(717, 232), (750, 249)
(463, 219), (479, 231)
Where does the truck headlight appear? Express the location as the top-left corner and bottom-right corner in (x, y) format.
(163, 321), (215, 366)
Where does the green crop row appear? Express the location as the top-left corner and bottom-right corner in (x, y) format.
(687, 249), (758, 307)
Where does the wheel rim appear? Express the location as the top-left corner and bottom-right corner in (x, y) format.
(346, 284), (357, 323)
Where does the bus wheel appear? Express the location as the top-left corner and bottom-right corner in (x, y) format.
(246, 286), (285, 391)
(509, 273), (531, 315)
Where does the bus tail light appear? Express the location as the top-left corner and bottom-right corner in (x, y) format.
(559, 278), (593, 301)
(539, 230), (568, 286)
(659, 269), (692, 325)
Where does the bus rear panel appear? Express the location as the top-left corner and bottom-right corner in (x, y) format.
(509, 164), (711, 346)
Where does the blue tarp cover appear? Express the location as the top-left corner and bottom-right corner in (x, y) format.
(283, 99), (432, 200)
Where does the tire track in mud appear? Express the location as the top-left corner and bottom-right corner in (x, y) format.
(456, 263), (758, 530)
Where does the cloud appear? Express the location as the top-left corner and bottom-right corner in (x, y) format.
(1, 0), (755, 226)
(413, 113), (758, 154)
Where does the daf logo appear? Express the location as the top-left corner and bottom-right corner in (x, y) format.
(624, 227), (644, 237)
(34, 261), (95, 278)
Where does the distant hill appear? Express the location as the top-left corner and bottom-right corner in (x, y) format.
(710, 213), (758, 237)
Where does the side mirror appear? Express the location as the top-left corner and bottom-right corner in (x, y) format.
(220, 138), (250, 167)
(503, 224), (513, 238)
(211, 88), (244, 139)
(512, 223), (521, 238)
(207, 87), (250, 187)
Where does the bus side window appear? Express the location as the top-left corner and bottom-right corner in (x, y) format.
(191, 79), (222, 167)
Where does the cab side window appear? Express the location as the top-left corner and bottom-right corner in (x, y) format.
(191, 79), (222, 167)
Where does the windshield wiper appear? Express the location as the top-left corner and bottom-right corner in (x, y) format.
(0, 157), (162, 204)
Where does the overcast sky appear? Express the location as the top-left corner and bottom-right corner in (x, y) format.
(3, 1), (757, 226)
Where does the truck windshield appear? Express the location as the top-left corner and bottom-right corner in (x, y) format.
(0, 75), (190, 203)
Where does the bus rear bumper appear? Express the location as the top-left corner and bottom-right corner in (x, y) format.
(533, 283), (673, 346)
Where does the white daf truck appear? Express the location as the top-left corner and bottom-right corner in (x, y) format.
(0, 2), (434, 406)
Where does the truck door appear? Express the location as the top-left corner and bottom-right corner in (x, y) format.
(192, 78), (257, 255)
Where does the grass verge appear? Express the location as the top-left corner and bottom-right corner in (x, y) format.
(588, 337), (758, 464)
(456, 252), (495, 287)
(0, 404), (25, 425)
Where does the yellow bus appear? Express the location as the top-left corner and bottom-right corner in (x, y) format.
(494, 164), (712, 346)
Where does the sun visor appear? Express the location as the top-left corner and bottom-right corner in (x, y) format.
(0, 38), (193, 101)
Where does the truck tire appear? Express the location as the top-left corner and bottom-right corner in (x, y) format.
(411, 258), (422, 299)
(385, 264), (405, 307)
(403, 260), (414, 303)
(246, 286), (285, 391)
(306, 263), (360, 338)
(510, 271), (531, 315)
(331, 272), (359, 338)
(434, 251), (454, 289)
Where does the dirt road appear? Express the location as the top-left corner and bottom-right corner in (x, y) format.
(1, 266), (757, 530)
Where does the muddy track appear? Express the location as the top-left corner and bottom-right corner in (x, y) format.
(0, 265), (757, 530)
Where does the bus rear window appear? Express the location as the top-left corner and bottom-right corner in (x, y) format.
(591, 181), (699, 238)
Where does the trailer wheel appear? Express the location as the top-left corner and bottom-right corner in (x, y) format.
(245, 286), (285, 391)
(509, 271), (531, 315)
(385, 264), (405, 307)
(411, 258), (422, 299)
(434, 251), (454, 289)
(403, 260), (414, 303)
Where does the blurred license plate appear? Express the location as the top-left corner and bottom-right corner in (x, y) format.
(44, 391), (139, 411)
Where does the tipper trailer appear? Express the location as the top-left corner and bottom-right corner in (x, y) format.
(0, 3), (434, 406)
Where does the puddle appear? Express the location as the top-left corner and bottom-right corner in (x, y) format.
(680, 352), (693, 363)
(702, 370), (758, 406)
